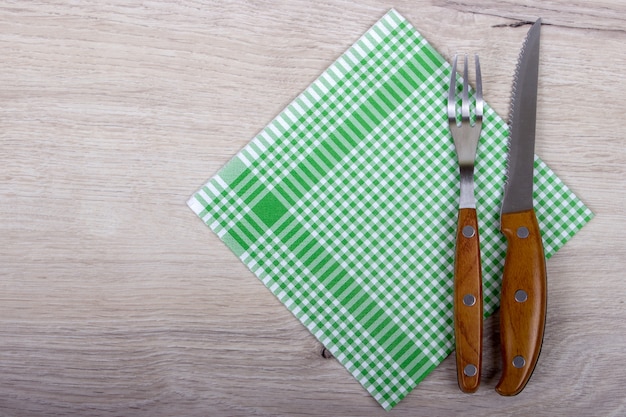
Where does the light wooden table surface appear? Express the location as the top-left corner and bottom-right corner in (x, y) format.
(1, 1), (624, 416)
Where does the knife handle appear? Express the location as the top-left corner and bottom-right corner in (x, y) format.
(454, 207), (483, 393)
(496, 209), (547, 396)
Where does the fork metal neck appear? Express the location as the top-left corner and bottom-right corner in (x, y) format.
(459, 165), (476, 209)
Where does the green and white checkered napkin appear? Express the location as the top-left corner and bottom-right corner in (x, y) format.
(188, 9), (593, 410)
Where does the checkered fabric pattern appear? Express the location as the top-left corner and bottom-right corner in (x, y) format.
(188, 9), (593, 410)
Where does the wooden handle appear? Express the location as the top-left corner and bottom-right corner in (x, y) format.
(454, 208), (483, 393)
(496, 209), (547, 396)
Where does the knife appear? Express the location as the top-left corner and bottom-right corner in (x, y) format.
(496, 19), (547, 396)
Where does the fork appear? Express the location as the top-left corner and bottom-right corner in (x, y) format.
(447, 54), (484, 393)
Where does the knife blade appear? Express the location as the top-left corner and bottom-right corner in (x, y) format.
(496, 18), (547, 396)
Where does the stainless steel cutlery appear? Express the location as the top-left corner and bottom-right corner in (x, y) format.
(447, 19), (546, 395)
(447, 53), (484, 393)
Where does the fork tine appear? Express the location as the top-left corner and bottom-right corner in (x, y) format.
(448, 54), (458, 123)
(461, 54), (470, 121)
(475, 54), (483, 121)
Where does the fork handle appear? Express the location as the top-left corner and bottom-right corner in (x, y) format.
(454, 207), (483, 393)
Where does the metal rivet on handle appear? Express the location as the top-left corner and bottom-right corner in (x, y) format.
(462, 225), (475, 238)
(464, 364), (478, 377)
(513, 355), (526, 368)
(515, 289), (528, 303)
(463, 294), (476, 306)
(517, 226), (530, 238)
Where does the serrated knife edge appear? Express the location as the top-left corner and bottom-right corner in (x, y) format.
(502, 19), (542, 215)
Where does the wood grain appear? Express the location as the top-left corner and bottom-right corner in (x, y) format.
(497, 209), (547, 396)
(454, 208), (483, 393)
(1, 1), (626, 416)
